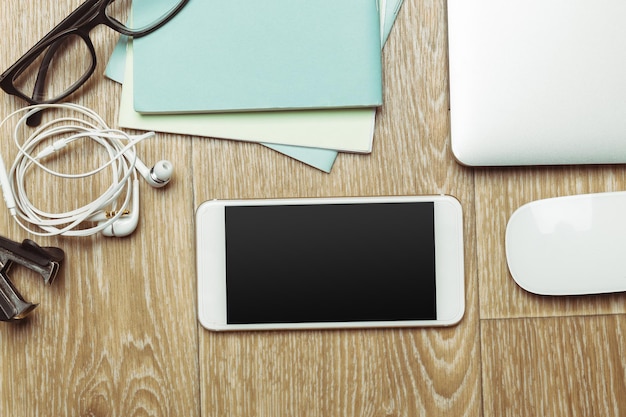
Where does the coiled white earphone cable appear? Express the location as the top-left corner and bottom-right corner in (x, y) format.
(0, 103), (158, 237)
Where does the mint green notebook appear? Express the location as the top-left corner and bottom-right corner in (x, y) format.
(132, 0), (383, 114)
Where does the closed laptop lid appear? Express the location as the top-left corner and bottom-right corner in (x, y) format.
(447, 0), (626, 166)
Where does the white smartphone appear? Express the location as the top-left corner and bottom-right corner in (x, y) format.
(195, 195), (465, 331)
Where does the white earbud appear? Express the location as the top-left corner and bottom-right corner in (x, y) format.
(97, 158), (173, 237)
(132, 157), (173, 188)
(98, 179), (140, 237)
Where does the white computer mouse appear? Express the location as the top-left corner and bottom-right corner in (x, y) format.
(505, 191), (626, 296)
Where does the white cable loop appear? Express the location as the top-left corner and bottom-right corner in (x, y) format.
(0, 103), (155, 237)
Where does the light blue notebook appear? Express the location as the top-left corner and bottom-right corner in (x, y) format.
(132, 0), (383, 114)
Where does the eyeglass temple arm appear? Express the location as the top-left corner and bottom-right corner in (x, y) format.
(28, 0), (100, 105)
(25, 42), (62, 127)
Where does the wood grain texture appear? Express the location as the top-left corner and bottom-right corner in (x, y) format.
(482, 315), (626, 417)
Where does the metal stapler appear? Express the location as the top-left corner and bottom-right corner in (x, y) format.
(0, 235), (64, 321)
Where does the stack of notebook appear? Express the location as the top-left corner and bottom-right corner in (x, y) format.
(106, 0), (404, 172)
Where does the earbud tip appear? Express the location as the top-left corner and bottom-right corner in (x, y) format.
(151, 160), (173, 186)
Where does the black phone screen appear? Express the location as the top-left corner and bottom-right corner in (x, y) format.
(224, 202), (436, 324)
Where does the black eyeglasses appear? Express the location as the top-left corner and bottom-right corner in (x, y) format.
(0, 0), (188, 124)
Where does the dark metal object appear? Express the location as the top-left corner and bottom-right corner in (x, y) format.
(0, 236), (64, 321)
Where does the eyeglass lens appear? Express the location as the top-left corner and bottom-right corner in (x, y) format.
(13, 34), (94, 103)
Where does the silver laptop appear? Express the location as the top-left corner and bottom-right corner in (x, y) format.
(447, 0), (626, 166)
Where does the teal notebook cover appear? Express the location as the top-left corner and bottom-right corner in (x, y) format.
(132, 0), (383, 114)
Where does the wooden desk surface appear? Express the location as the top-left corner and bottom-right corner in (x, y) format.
(1, 1), (625, 416)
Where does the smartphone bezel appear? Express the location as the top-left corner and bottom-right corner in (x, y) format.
(196, 195), (464, 331)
